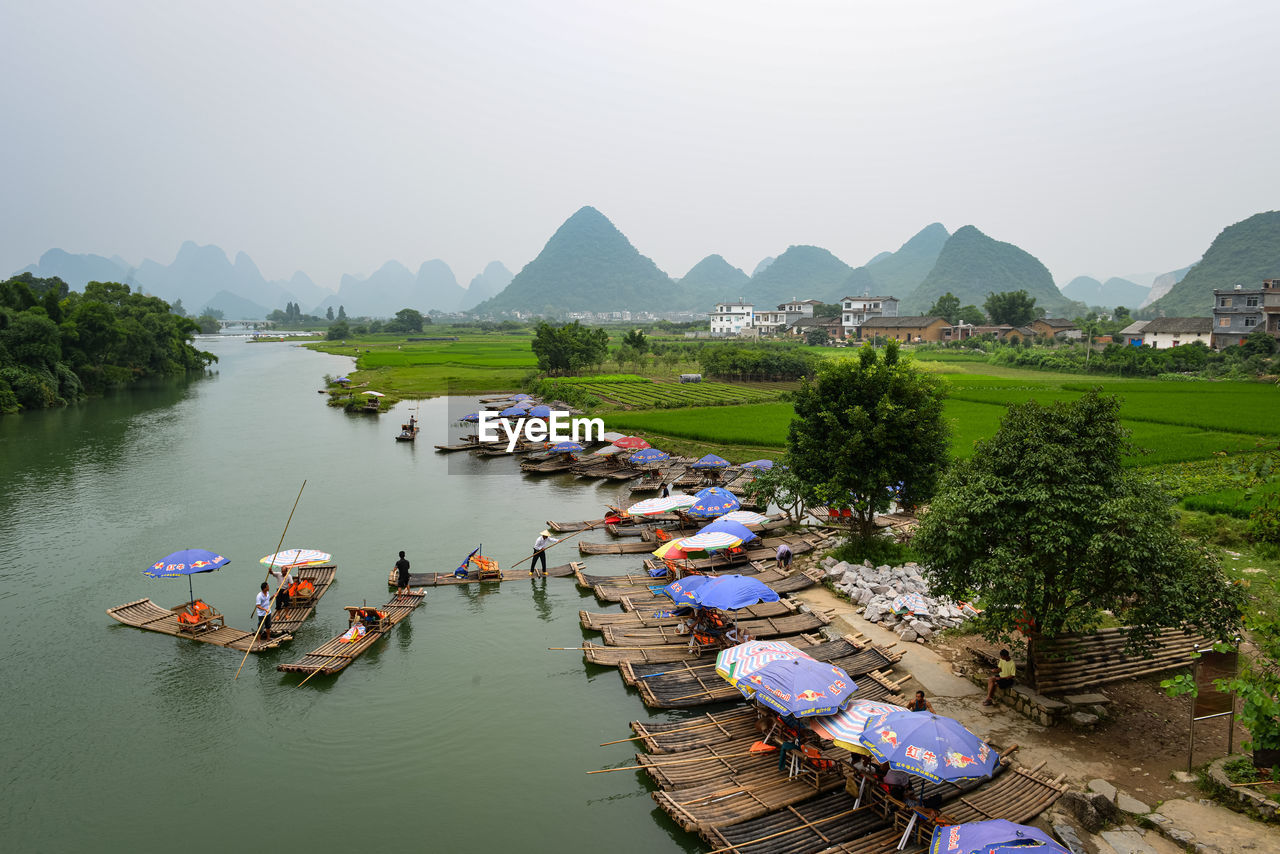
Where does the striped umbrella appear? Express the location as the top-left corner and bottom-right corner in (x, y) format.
(687, 487), (740, 519)
(678, 530), (744, 551)
(627, 493), (696, 516)
(717, 510), (770, 526)
(808, 699), (908, 753)
(652, 540), (694, 560)
(715, 640), (812, 685)
(892, 593), (929, 616)
(259, 548), (331, 568)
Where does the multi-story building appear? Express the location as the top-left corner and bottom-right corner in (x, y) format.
(709, 301), (754, 336)
(1212, 280), (1280, 348)
(1142, 317), (1213, 349)
(840, 295), (898, 338)
(753, 298), (820, 334)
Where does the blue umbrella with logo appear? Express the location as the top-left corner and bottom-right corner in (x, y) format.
(697, 518), (756, 542)
(858, 711), (997, 784)
(741, 656), (857, 718)
(511, 393), (533, 401)
(742, 459), (774, 470)
(689, 574), (779, 610)
(549, 441), (584, 453)
(499, 406), (527, 417)
(459, 412), (480, 423)
(687, 486), (741, 519)
(144, 548), (230, 605)
(630, 448), (670, 464)
(691, 454), (730, 469)
(929, 820), (1068, 854)
(660, 574), (710, 606)
(528, 404), (552, 418)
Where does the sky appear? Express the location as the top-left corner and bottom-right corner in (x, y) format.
(3, 0), (1278, 292)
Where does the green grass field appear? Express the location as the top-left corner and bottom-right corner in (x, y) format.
(307, 334), (538, 395)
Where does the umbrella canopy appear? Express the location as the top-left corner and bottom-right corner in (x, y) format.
(660, 574), (710, 605)
(144, 548), (230, 604)
(499, 406), (527, 417)
(715, 640), (812, 685)
(549, 441), (585, 453)
(892, 593), (929, 616)
(335, 375), (349, 382)
(627, 493), (696, 516)
(691, 574), (780, 610)
(612, 436), (651, 450)
(808, 699), (908, 753)
(652, 540), (697, 560)
(742, 459), (774, 470)
(687, 487), (741, 519)
(677, 531), (744, 552)
(691, 454), (730, 469)
(592, 445), (628, 456)
(629, 448), (670, 464)
(363, 390), (385, 397)
(698, 518), (757, 541)
(510, 393), (533, 401)
(744, 657), (857, 718)
(459, 412), (480, 422)
(527, 404), (552, 418)
(716, 510), (770, 526)
(858, 711), (998, 783)
(929, 820), (1068, 854)
(259, 548), (331, 568)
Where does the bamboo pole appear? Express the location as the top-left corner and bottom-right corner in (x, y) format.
(701, 806), (863, 854)
(510, 519), (607, 570)
(586, 750), (756, 774)
(234, 480), (306, 681)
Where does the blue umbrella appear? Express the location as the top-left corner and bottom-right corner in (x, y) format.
(528, 404), (552, 418)
(858, 711), (997, 784)
(742, 656), (857, 718)
(698, 519), (756, 541)
(630, 448), (670, 464)
(687, 486), (741, 519)
(742, 459), (774, 470)
(660, 574), (710, 605)
(549, 441), (584, 453)
(335, 375), (349, 382)
(459, 412), (480, 422)
(499, 406), (527, 417)
(691, 454), (730, 469)
(690, 574), (779, 610)
(511, 393), (533, 401)
(929, 820), (1068, 854)
(144, 548), (230, 604)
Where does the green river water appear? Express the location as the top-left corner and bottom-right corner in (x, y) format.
(0, 336), (703, 853)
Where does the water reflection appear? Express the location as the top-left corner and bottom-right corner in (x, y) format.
(531, 577), (553, 622)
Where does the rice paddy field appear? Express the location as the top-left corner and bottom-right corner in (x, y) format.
(307, 333), (538, 395)
(563, 377), (792, 407)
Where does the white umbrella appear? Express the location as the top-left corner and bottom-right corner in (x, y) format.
(363, 390), (385, 397)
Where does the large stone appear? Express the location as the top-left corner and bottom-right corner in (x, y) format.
(1070, 711), (1101, 727)
(1089, 791), (1120, 824)
(1064, 693), (1111, 706)
(1057, 791), (1103, 833)
(1115, 791), (1151, 815)
(1052, 823), (1088, 854)
(822, 556), (837, 568)
(898, 629), (918, 643)
(871, 584), (892, 595)
(1098, 829), (1158, 854)
(1087, 779), (1117, 800)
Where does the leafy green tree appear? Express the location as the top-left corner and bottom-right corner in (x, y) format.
(337, 305), (347, 320)
(984, 290), (1038, 326)
(621, 328), (648, 353)
(1221, 576), (1280, 756)
(804, 327), (831, 346)
(958, 304), (986, 325)
(385, 308), (424, 334)
(745, 462), (811, 521)
(531, 321), (609, 375)
(787, 341), (949, 542)
(1242, 329), (1277, 357)
(194, 314), (221, 334)
(813, 302), (843, 319)
(915, 392), (1245, 653)
(326, 306), (334, 321)
(1113, 305), (1131, 322)
(200, 306), (225, 321)
(327, 319), (350, 340)
(927, 292), (961, 324)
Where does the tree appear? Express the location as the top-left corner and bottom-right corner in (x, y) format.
(914, 392), (1245, 654)
(787, 341), (949, 542)
(1242, 329), (1277, 357)
(337, 305), (347, 320)
(984, 290), (1037, 326)
(621, 328), (649, 353)
(171, 298), (186, 317)
(957, 305), (986, 326)
(927, 292), (961, 324)
(804, 327), (831, 346)
(327, 319), (350, 340)
(531, 321), (609, 375)
(326, 306), (334, 321)
(813, 302), (842, 319)
(194, 314), (221, 334)
(1113, 305), (1131, 322)
(385, 308), (424, 334)
(745, 463), (811, 521)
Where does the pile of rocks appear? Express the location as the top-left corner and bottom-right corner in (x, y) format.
(820, 557), (973, 642)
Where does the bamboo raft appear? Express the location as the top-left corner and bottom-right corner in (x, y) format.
(278, 591), (426, 676)
(390, 561), (582, 586)
(548, 513), (677, 532)
(583, 632), (821, 668)
(578, 539), (665, 555)
(600, 611), (830, 648)
(107, 598), (292, 652)
(615, 567), (824, 609)
(619, 636), (890, 688)
(639, 735), (848, 791)
(631, 707), (762, 754)
(579, 599), (795, 631)
(271, 564), (338, 634)
(520, 456), (578, 474)
(700, 766), (1009, 854)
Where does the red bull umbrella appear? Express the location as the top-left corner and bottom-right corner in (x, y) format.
(686, 487), (740, 519)
(929, 820), (1069, 854)
(741, 656), (857, 718)
(807, 699), (908, 754)
(857, 711), (997, 783)
(144, 548), (230, 604)
(715, 640), (812, 686)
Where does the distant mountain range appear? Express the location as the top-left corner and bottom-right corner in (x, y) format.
(1145, 211), (1280, 316)
(17, 207), (1278, 320)
(1060, 275), (1150, 309)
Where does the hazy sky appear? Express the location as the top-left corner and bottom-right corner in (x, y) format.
(3, 0), (1277, 291)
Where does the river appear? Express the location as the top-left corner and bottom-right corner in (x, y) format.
(0, 336), (701, 852)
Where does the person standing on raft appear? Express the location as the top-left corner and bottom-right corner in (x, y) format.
(254, 582), (277, 638)
(531, 531), (558, 578)
(267, 562), (294, 610)
(394, 550), (411, 595)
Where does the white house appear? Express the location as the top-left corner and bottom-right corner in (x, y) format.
(709, 301), (754, 336)
(753, 298), (820, 334)
(840, 295), (899, 338)
(1141, 317), (1213, 349)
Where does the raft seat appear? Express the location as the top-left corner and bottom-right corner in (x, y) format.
(176, 600), (223, 633)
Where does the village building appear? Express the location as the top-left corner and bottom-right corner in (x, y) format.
(1142, 317), (1213, 349)
(943, 323), (1034, 343)
(1029, 317), (1080, 339)
(1212, 280), (1280, 348)
(753, 298), (820, 335)
(859, 315), (948, 343)
(791, 316), (845, 342)
(709, 301), (754, 336)
(1119, 320), (1150, 346)
(840, 295), (898, 338)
